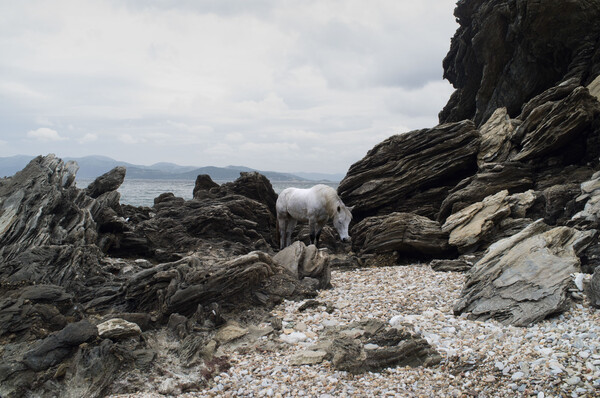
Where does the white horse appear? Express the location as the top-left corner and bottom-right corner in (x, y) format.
(276, 184), (353, 249)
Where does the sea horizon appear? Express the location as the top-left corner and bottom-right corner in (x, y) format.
(75, 178), (339, 207)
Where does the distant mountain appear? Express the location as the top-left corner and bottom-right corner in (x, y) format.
(291, 172), (345, 182)
(0, 155), (318, 182)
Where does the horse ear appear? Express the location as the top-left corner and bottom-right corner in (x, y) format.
(347, 205), (354, 212)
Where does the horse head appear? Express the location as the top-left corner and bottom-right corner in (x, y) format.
(333, 203), (353, 242)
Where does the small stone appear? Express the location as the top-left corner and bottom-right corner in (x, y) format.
(97, 318), (141, 340)
(280, 332), (307, 344)
(215, 323), (248, 343)
(566, 376), (581, 386)
(289, 350), (328, 365)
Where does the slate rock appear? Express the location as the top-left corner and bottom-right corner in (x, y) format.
(193, 174), (220, 199)
(438, 162), (533, 223)
(351, 212), (452, 258)
(85, 166), (126, 199)
(22, 320), (98, 371)
(338, 120), (479, 222)
(454, 219), (596, 326)
(97, 318), (142, 340)
(584, 266), (600, 308)
(272, 241), (331, 288)
(440, 0), (600, 125)
(214, 322), (249, 344)
(221, 171), (278, 216)
(512, 87), (600, 162)
(289, 350), (328, 365)
(430, 259), (473, 273)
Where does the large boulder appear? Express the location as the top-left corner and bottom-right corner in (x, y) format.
(511, 87), (600, 162)
(442, 189), (536, 253)
(338, 120), (479, 222)
(454, 220), (595, 326)
(221, 171), (278, 216)
(351, 212), (453, 259)
(85, 166), (126, 198)
(438, 162), (533, 223)
(272, 241), (331, 288)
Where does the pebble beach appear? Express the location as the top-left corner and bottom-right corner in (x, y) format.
(112, 264), (600, 398)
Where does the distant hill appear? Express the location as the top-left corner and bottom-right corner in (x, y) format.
(0, 155), (331, 182)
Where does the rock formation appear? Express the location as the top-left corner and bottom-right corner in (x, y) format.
(440, 0), (600, 126)
(338, 0), (600, 327)
(4, 0), (600, 396)
(0, 155), (325, 398)
(453, 220), (595, 326)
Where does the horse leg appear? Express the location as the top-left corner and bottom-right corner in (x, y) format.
(285, 218), (297, 248)
(314, 221), (326, 248)
(309, 220), (319, 246)
(277, 215), (287, 249)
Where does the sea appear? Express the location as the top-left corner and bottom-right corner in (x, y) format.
(75, 179), (339, 207)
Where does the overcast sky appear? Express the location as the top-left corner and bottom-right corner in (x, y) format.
(0, 0), (458, 174)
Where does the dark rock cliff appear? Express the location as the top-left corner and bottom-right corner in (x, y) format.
(439, 0), (600, 126)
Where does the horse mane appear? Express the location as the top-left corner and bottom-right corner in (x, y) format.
(313, 184), (342, 217)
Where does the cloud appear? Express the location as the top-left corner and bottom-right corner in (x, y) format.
(26, 127), (67, 142)
(0, 0), (459, 173)
(118, 134), (145, 144)
(78, 133), (98, 143)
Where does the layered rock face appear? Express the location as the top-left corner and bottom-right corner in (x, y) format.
(0, 156), (323, 398)
(439, 0), (600, 126)
(339, 0), (600, 325)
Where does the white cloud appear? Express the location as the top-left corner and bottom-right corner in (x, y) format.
(0, 0), (458, 173)
(26, 127), (67, 141)
(78, 133), (98, 143)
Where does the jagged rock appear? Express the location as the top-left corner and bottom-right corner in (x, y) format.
(571, 170), (600, 228)
(193, 174), (220, 199)
(0, 284), (73, 340)
(442, 190), (536, 253)
(22, 320), (98, 371)
(221, 172), (278, 216)
(339, 120), (479, 222)
(585, 266), (600, 308)
(322, 321), (441, 373)
(65, 338), (135, 398)
(351, 212), (452, 259)
(518, 78), (581, 120)
(272, 241), (331, 288)
(454, 220), (596, 326)
(125, 251), (318, 317)
(113, 192), (276, 259)
(589, 75), (600, 101)
(512, 87), (600, 162)
(0, 155), (118, 305)
(85, 166), (126, 198)
(477, 107), (518, 166)
(97, 318), (142, 340)
(440, 0), (600, 125)
(438, 162), (533, 222)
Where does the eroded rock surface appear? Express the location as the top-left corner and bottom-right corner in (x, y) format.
(454, 220), (595, 326)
